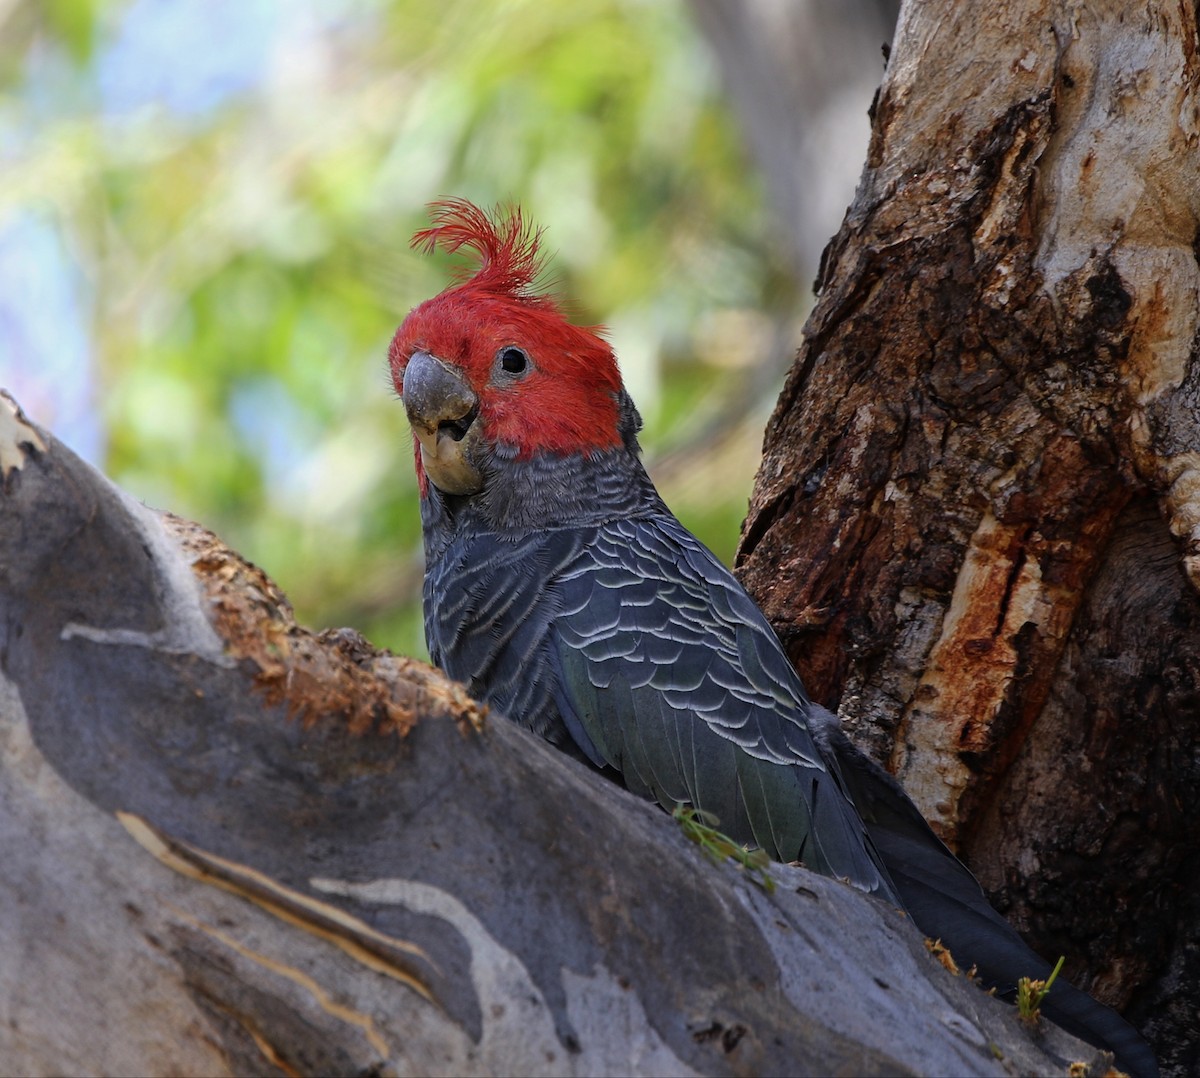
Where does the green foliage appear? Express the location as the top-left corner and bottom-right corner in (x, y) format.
(41, 0), (99, 64)
(4, 0), (799, 657)
(1016, 955), (1065, 1024)
(673, 804), (776, 894)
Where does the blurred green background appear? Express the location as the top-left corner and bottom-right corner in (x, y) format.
(0, 0), (883, 656)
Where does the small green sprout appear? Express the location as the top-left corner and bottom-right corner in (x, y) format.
(673, 804), (776, 893)
(1017, 955), (1065, 1024)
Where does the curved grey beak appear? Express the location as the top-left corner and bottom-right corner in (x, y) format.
(401, 351), (484, 495)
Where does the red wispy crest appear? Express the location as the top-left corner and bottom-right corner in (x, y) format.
(411, 198), (551, 304)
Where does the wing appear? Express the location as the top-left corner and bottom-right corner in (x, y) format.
(548, 514), (896, 898)
(424, 526), (589, 751)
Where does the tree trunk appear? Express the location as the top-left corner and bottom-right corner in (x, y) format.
(687, 0), (900, 276)
(734, 3), (1200, 1073)
(0, 394), (1114, 1075)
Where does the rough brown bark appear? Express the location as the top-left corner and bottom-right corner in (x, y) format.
(1, 393), (1114, 1076)
(734, 3), (1200, 1073)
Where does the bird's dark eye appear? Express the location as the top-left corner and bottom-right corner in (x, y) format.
(498, 346), (529, 376)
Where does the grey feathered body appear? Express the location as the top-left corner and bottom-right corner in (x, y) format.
(416, 394), (1157, 1076)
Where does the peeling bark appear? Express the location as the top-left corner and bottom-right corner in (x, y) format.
(736, 3), (1200, 1072)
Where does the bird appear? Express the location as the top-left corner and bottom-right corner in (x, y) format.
(387, 198), (1158, 1076)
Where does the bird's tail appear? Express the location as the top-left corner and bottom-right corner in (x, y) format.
(809, 706), (1158, 1078)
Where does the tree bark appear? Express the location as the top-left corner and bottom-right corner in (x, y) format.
(734, 3), (1200, 1073)
(0, 393), (1115, 1075)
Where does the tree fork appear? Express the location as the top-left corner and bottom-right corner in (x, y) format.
(0, 390), (1126, 1076)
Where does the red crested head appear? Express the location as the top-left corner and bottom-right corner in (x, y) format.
(389, 200), (624, 496)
